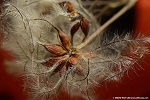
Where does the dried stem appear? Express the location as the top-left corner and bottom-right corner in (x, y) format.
(76, 0), (137, 50)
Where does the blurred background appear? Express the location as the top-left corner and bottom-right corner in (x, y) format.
(0, 0), (150, 100)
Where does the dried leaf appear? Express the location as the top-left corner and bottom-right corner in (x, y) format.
(59, 32), (71, 51)
(80, 17), (89, 41)
(44, 44), (67, 56)
(42, 56), (67, 67)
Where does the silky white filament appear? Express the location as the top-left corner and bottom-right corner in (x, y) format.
(1, 0), (149, 100)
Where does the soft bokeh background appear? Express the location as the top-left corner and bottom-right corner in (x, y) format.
(0, 0), (150, 100)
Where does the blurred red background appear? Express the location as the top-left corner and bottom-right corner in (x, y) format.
(0, 0), (150, 100)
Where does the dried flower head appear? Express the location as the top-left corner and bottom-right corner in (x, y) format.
(1, 0), (150, 100)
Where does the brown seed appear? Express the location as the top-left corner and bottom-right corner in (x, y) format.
(68, 56), (79, 65)
(70, 22), (81, 43)
(44, 44), (67, 56)
(49, 61), (67, 77)
(59, 1), (74, 13)
(59, 32), (71, 51)
(71, 22), (80, 36)
(65, 1), (74, 13)
(80, 17), (89, 41)
(44, 20), (71, 50)
(75, 65), (83, 75)
(42, 56), (67, 67)
(53, 61), (66, 74)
